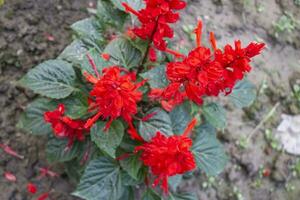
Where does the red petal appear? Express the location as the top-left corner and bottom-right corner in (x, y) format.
(4, 172), (17, 182)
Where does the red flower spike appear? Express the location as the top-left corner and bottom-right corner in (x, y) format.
(36, 192), (49, 200)
(0, 144), (24, 159)
(135, 118), (197, 193)
(150, 20), (265, 110)
(4, 172), (17, 182)
(194, 20), (202, 47)
(122, 0), (186, 54)
(44, 104), (89, 147)
(27, 183), (37, 194)
(84, 64), (145, 141)
(209, 32), (217, 51)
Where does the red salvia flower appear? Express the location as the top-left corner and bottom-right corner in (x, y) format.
(150, 20), (265, 110)
(44, 104), (89, 147)
(27, 183), (37, 194)
(83, 55), (146, 141)
(135, 118), (197, 193)
(122, 0), (186, 58)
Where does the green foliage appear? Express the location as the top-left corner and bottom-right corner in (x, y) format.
(19, 60), (76, 99)
(79, 48), (108, 76)
(202, 102), (227, 129)
(71, 17), (104, 45)
(59, 40), (89, 65)
(138, 107), (173, 141)
(73, 157), (123, 200)
(46, 138), (83, 163)
(91, 120), (124, 158)
(142, 188), (162, 200)
(103, 37), (142, 69)
(17, 98), (56, 135)
(140, 65), (169, 88)
(169, 102), (192, 134)
(230, 79), (257, 108)
(58, 94), (89, 119)
(119, 153), (143, 180)
(96, 0), (127, 29)
(273, 13), (298, 36)
(111, 0), (145, 11)
(192, 124), (228, 176)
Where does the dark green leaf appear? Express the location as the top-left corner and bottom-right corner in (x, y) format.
(96, 0), (127, 29)
(202, 102), (226, 129)
(192, 124), (228, 176)
(19, 60), (76, 99)
(17, 98), (56, 135)
(142, 188), (162, 200)
(59, 40), (88, 65)
(46, 138), (83, 163)
(103, 37), (142, 69)
(79, 48), (108, 77)
(168, 192), (197, 200)
(119, 154), (143, 180)
(71, 18), (103, 42)
(138, 107), (173, 141)
(140, 65), (169, 88)
(73, 157), (122, 200)
(229, 79), (257, 108)
(168, 175), (182, 192)
(169, 102), (192, 135)
(59, 94), (88, 119)
(91, 120), (124, 158)
(121, 170), (142, 186)
(111, 0), (144, 11)
(119, 186), (135, 200)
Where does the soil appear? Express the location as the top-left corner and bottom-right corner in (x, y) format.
(0, 0), (300, 200)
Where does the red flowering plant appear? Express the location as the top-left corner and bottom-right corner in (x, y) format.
(17, 0), (265, 199)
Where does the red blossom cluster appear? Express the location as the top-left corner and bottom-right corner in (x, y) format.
(83, 61), (146, 141)
(135, 118), (197, 193)
(150, 21), (265, 111)
(44, 104), (89, 147)
(122, 0), (186, 57)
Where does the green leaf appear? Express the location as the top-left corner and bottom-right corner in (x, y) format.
(138, 107), (173, 141)
(121, 170), (142, 186)
(111, 0), (145, 11)
(119, 186), (135, 200)
(140, 65), (169, 88)
(168, 192), (197, 200)
(79, 48), (108, 77)
(17, 98), (56, 135)
(202, 102), (226, 129)
(96, 0), (127, 29)
(229, 79), (257, 108)
(119, 154), (143, 180)
(46, 138), (83, 163)
(59, 40), (88, 65)
(103, 37), (142, 69)
(19, 60), (76, 99)
(192, 124), (228, 176)
(169, 102), (192, 135)
(71, 18), (103, 42)
(168, 175), (182, 192)
(91, 120), (124, 158)
(73, 157), (123, 200)
(59, 94), (88, 119)
(142, 188), (162, 200)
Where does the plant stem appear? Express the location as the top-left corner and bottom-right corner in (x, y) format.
(137, 17), (160, 74)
